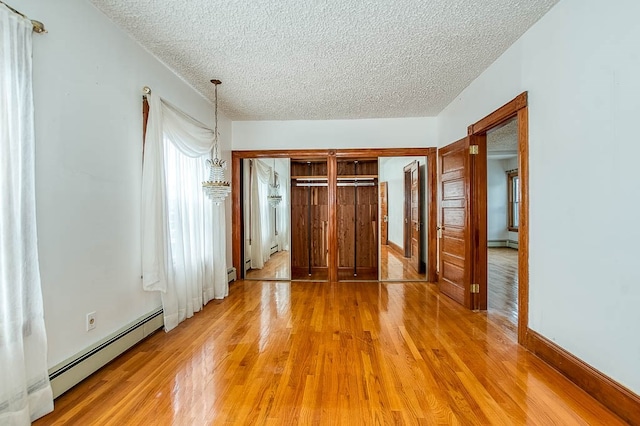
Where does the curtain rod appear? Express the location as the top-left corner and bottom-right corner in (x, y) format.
(1, 1), (47, 33)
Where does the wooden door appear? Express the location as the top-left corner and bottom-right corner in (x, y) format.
(404, 161), (421, 273)
(438, 138), (473, 308)
(380, 182), (388, 245)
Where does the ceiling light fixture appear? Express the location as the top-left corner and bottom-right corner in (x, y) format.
(267, 158), (282, 208)
(202, 79), (231, 205)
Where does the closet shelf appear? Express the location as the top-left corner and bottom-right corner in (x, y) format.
(291, 175), (327, 180)
(337, 175), (378, 180)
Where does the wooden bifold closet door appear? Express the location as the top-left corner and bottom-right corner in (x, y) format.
(290, 160), (329, 280)
(337, 159), (378, 281)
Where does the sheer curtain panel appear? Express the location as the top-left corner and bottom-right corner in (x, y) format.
(0, 5), (54, 424)
(249, 160), (273, 269)
(142, 95), (228, 332)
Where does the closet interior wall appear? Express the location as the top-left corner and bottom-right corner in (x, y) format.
(337, 159), (378, 281)
(290, 160), (329, 281)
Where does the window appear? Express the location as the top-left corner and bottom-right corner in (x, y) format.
(508, 170), (519, 231)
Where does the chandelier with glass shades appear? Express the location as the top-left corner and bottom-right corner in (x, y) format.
(202, 79), (231, 205)
(267, 159), (282, 208)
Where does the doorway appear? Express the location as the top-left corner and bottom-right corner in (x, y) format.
(436, 92), (529, 343)
(486, 118), (519, 327)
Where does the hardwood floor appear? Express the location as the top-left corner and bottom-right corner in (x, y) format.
(246, 250), (290, 280)
(488, 247), (518, 327)
(379, 244), (425, 281)
(35, 281), (624, 425)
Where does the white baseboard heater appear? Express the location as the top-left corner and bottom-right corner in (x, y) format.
(48, 308), (164, 398)
(227, 267), (237, 282)
(488, 239), (519, 249)
(50, 269), (237, 398)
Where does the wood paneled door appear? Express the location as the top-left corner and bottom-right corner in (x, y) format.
(438, 137), (474, 309)
(380, 182), (388, 246)
(404, 161), (421, 273)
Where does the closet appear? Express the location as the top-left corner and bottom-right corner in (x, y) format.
(231, 148), (436, 283)
(290, 159), (329, 280)
(337, 159), (379, 280)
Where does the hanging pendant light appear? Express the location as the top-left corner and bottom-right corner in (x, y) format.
(267, 158), (282, 208)
(202, 79), (231, 205)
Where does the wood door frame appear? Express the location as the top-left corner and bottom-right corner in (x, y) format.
(232, 148), (438, 283)
(402, 166), (411, 257)
(466, 92), (528, 344)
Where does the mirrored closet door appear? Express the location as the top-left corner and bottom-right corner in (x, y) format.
(378, 156), (429, 281)
(243, 158), (291, 280)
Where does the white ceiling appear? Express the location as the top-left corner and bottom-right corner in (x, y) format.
(487, 118), (517, 159)
(90, 0), (557, 121)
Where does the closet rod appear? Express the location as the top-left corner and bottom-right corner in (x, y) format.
(296, 182), (375, 187)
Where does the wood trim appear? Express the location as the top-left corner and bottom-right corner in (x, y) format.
(517, 106), (529, 344)
(470, 133), (487, 310)
(336, 147), (436, 158)
(231, 154), (242, 277)
(387, 240), (404, 257)
(467, 92), (528, 135)
(526, 329), (640, 425)
(427, 153), (437, 282)
(233, 149), (330, 159)
(327, 153), (338, 282)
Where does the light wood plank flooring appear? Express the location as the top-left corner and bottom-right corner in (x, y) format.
(379, 244), (425, 281)
(488, 247), (518, 328)
(246, 250), (291, 280)
(35, 280), (622, 425)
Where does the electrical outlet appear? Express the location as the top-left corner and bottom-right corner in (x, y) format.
(86, 312), (96, 331)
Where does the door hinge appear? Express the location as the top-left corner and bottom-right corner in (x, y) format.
(470, 283), (480, 293)
(469, 145), (479, 155)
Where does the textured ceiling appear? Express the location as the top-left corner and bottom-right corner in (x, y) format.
(487, 118), (517, 155)
(90, 0), (557, 120)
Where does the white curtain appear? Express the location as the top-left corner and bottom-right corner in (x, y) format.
(0, 6), (54, 424)
(250, 160), (273, 269)
(142, 94), (228, 332)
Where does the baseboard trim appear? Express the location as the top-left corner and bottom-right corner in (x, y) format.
(488, 239), (519, 249)
(388, 240), (404, 257)
(49, 308), (164, 398)
(526, 329), (640, 425)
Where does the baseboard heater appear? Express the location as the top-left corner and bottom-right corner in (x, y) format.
(270, 243), (278, 255)
(48, 308), (164, 398)
(227, 266), (237, 282)
(488, 239), (519, 249)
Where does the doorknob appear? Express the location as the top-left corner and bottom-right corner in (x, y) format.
(383, 215), (388, 222)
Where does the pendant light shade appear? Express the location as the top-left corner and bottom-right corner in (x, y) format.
(202, 79), (231, 205)
(267, 159), (282, 208)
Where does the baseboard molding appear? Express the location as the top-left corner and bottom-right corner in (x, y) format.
(48, 308), (164, 398)
(526, 329), (640, 425)
(388, 240), (404, 257)
(488, 239), (519, 249)
(488, 239), (507, 247)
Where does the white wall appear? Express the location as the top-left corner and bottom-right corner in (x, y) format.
(379, 157), (427, 265)
(21, 0), (232, 368)
(437, 0), (640, 393)
(487, 159), (508, 241)
(233, 117), (437, 150)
